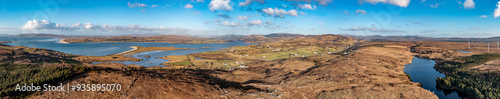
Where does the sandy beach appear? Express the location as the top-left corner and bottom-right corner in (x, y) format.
(114, 46), (139, 56)
(58, 39), (69, 44)
(113, 46), (189, 58)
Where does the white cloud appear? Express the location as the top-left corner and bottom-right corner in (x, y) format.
(320, 23), (323, 25)
(218, 21), (241, 27)
(285, 0), (332, 6)
(209, 0), (233, 11)
(430, 3), (439, 8)
(193, 0), (204, 2)
(239, 0), (265, 7)
(298, 4), (317, 10)
(265, 21), (274, 25)
(480, 15), (487, 18)
(262, 8), (299, 17)
(21, 20), (189, 34)
(315, 0), (332, 6)
(247, 20), (263, 26)
(463, 0), (475, 9)
(204, 20), (211, 24)
(152, 4), (158, 7)
(495, 1), (500, 18)
(291, 10), (300, 16)
(364, 0), (411, 7)
(355, 9), (366, 15)
(185, 4), (193, 8)
(127, 2), (147, 8)
(344, 10), (349, 15)
(22, 20), (65, 30)
(236, 16), (248, 20)
(22, 20), (163, 30)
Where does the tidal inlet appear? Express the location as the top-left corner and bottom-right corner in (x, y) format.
(1, 0), (500, 99)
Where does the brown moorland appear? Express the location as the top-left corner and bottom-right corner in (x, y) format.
(25, 35), (440, 98)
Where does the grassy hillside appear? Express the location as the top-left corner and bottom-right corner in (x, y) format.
(160, 34), (358, 70)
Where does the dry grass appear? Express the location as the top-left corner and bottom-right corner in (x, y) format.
(211, 45), (438, 99)
(27, 35), (442, 98)
(470, 59), (500, 71)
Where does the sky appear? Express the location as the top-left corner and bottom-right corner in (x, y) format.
(0, 0), (500, 38)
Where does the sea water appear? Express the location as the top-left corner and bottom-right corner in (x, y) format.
(0, 36), (253, 67)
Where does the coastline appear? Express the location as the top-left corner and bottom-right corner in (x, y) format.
(114, 46), (139, 56)
(113, 46), (190, 58)
(58, 39), (69, 44)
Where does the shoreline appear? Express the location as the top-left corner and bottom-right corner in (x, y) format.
(112, 46), (191, 58)
(114, 46), (139, 56)
(58, 39), (69, 44)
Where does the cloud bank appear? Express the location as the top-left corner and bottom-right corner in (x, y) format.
(209, 0), (233, 11)
(218, 21), (241, 27)
(21, 20), (188, 35)
(262, 8), (299, 17)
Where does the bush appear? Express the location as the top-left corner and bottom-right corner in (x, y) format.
(0, 63), (87, 98)
(435, 53), (500, 98)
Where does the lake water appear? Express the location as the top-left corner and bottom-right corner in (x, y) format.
(404, 57), (467, 99)
(0, 36), (253, 67)
(457, 50), (472, 53)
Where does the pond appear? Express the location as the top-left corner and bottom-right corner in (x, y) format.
(404, 57), (468, 99)
(457, 50), (472, 53)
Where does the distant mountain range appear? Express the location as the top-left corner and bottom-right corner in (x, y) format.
(8, 33), (500, 42)
(11, 33), (81, 38)
(341, 34), (500, 42)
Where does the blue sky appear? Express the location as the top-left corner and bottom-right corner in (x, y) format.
(0, 0), (500, 37)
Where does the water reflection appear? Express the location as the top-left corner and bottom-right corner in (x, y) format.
(404, 57), (467, 99)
